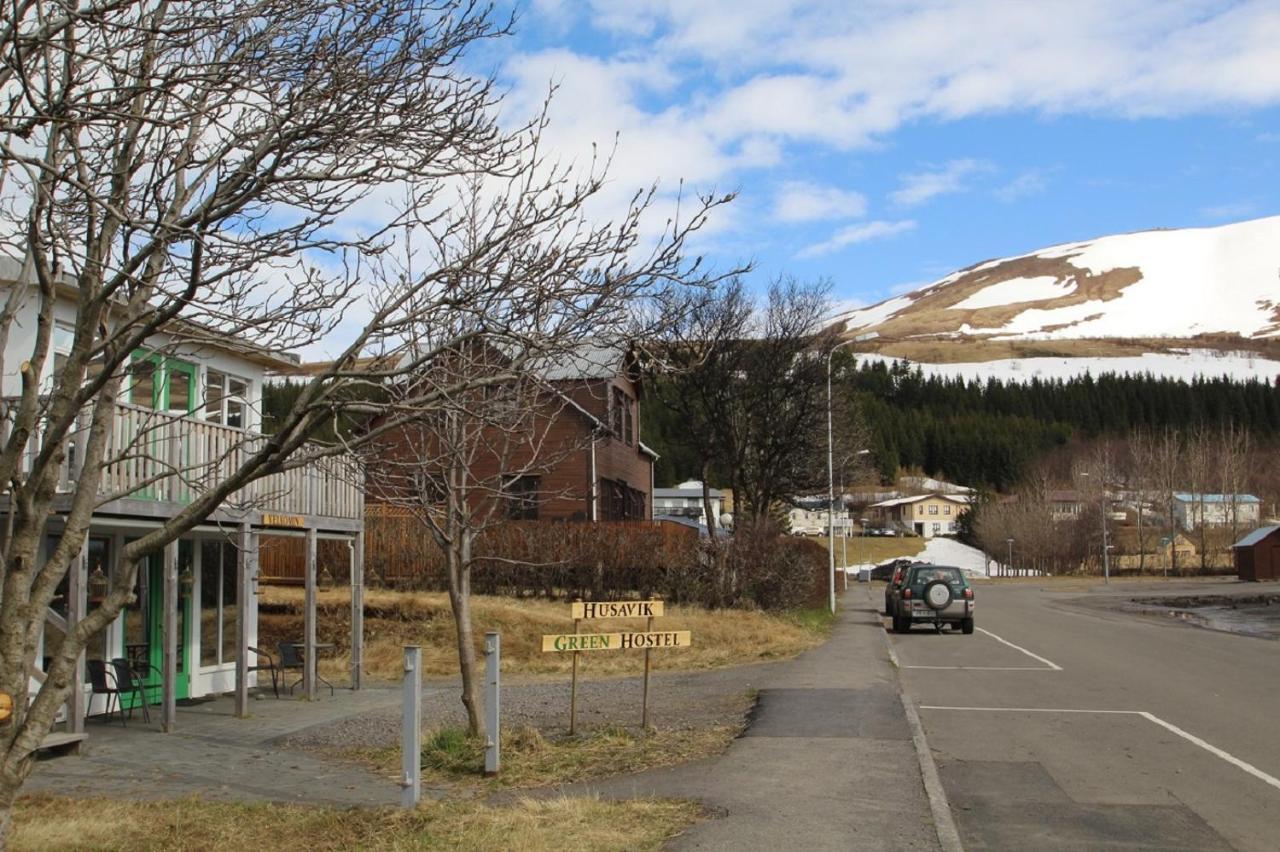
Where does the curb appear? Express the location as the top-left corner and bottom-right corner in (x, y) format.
(869, 586), (965, 852)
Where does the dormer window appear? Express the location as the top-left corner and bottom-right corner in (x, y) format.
(611, 387), (634, 446)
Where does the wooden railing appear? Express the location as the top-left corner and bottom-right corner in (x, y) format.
(16, 401), (363, 522)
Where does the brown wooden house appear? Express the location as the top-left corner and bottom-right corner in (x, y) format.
(1233, 526), (1280, 581)
(367, 343), (657, 523)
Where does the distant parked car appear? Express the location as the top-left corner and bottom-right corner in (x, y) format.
(887, 563), (974, 634)
(791, 525), (824, 537)
(879, 559), (918, 613)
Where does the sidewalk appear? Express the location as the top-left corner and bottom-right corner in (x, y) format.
(547, 585), (944, 850)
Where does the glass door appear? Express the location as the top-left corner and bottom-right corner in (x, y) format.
(126, 354), (197, 501)
(121, 543), (192, 709)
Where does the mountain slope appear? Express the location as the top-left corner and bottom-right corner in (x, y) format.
(839, 215), (1280, 343)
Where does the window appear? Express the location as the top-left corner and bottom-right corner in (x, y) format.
(944, 504), (951, 515)
(932, 523), (941, 534)
(600, 478), (645, 521)
(199, 541), (238, 667)
(205, 369), (250, 428)
(611, 387), (634, 445)
(928, 504), (939, 515)
(51, 322), (105, 390)
(505, 475), (540, 520)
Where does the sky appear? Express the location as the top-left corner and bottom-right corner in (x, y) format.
(479, 0), (1280, 314)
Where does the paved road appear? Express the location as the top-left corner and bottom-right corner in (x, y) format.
(887, 580), (1280, 851)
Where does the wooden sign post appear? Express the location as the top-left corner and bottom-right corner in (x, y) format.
(544, 599), (689, 732)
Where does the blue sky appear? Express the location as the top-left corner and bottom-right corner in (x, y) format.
(483, 1), (1280, 313)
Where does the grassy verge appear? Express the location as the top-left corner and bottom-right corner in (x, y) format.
(780, 606), (837, 635)
(348, 705), (751, 791)
(811, 536), (924, 565)
(10, 794), (700, 852)
(257, 588), (828, 681)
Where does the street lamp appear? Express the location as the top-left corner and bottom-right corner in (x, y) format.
(1080, 471), (1110, 584)
(827, 333), (876, 614)
(1006, 537), (1014, 578)
(860, 517), (869, 575)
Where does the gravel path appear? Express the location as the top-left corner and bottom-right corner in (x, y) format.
(281, 662), (788, 752)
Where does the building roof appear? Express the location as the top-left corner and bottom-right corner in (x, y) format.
(870, 492), (970, 509)
(529, 343), (633, 382)
(1233, 525), (1280, 548)
(655, 485), (722, 499)
(1173, 493), (1261, 504)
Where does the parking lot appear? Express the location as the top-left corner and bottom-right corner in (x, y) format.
(885, 581), (1280, 851)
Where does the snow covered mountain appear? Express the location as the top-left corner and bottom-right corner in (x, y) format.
(836, 216), (1280, 382)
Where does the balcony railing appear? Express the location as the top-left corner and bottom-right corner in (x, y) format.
(16, 400), (363, 522)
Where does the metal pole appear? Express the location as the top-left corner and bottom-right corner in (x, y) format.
(67, 535), (88, 736)
(840, 482), (848, 590)
(350, 531), (364, 690)
(401, 646), (422, 808)
(235, 524), (252, 718)
(484, 632), (500, 776)
(1101, 489), (1110, 584)
(827, 349), (836, 615)
(1007, 538), (1013, 578)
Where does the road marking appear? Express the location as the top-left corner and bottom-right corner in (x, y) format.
(905, 665), (1060, 671)
(1139, 712), (1280, 794)
(919, 705), (1280, 793)
(975, 627), (1063, 670)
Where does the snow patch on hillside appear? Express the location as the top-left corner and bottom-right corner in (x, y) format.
(839, 294), (913, 330)
(919, 538), (991, 577)
(951, 276), (1076, 310)
(858, 350), (1280, 383)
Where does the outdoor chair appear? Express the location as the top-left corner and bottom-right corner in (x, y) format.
(86, 659), (123, 726)
(277, 641), (304, 694)
(110, 658), (152, 724)
(247, 646), (281, 698)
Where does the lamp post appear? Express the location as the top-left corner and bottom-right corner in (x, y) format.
(1006, 537), (1014, 578)
(860, 517), (869, 574)
(827, 334), (876, 614)
(1080, 471), (1110, 584)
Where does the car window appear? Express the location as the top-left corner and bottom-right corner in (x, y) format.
(911, 567), (963, 584)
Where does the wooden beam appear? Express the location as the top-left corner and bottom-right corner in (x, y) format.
(350, 531), (364, 691)
(304, 526), (317, 700)
(66, 535), (88, 735)
(162, 539), (178, 732)
(234, 524), (254, 718)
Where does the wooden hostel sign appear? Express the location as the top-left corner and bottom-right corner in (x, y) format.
(542, 630), (691, 652)
(543, 598), (689, 731)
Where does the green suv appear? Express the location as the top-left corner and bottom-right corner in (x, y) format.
(888, 563), (974, 634)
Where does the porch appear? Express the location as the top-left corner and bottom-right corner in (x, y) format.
(29, 689), (405, 807)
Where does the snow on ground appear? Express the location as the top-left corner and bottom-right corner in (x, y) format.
(917, 537), (992, 577)
(991, 215), (1280, 340)
(836, 294), (914, 331)
(951, 275), (1076, 310)
(857, 350), (1280, 383)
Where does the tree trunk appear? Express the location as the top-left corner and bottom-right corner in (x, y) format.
(1, 770), (18, 851)
(447, 533), (483, 739)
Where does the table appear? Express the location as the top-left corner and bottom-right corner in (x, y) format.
(286, 642), (336, 696)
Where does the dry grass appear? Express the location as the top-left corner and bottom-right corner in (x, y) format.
(10, 794), (700, 852)
(811, 536), (924, 566)
(257, 588), (829, 682)
(348, 706), (750, 791)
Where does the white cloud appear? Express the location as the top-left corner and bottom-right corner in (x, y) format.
(891, 159), (990, 207)
(1200, 201), (1257, 220)
(994, 169), (1050, 203)
(797, 219), (916, 259)
(773, 180), (867, 223)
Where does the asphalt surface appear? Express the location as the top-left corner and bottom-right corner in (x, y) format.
(887, 580), (1280, 851)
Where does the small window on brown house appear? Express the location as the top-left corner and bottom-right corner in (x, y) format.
(506, 475), (540, 520)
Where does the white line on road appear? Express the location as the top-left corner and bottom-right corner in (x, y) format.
(975, 627), (1063, 670)
(905, 665), (1060, 671)
(919, 705), (1280, 793)
(1139, 712), (1280, 794)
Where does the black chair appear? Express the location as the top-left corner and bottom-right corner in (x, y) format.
(248, 646), (280, 698)
(277, 641), (304, 694)
(110, 658), (153, 724)
(86, 660), (123, 726)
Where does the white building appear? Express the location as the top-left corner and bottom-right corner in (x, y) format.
(788, 499), (852, 537)
(1172, 493), (1262, 530)
(653, 480), (725, 528)
(4, 258), (364, 739)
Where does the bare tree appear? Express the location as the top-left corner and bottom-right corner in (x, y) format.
(0, 1), (728, 836)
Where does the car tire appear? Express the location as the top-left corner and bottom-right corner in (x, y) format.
(883, 596), (892, 617)
(961, 617), (975, 635)
(893, 611), (911, 633)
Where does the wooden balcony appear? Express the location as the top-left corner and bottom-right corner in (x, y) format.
(22, 401), (363, 528)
